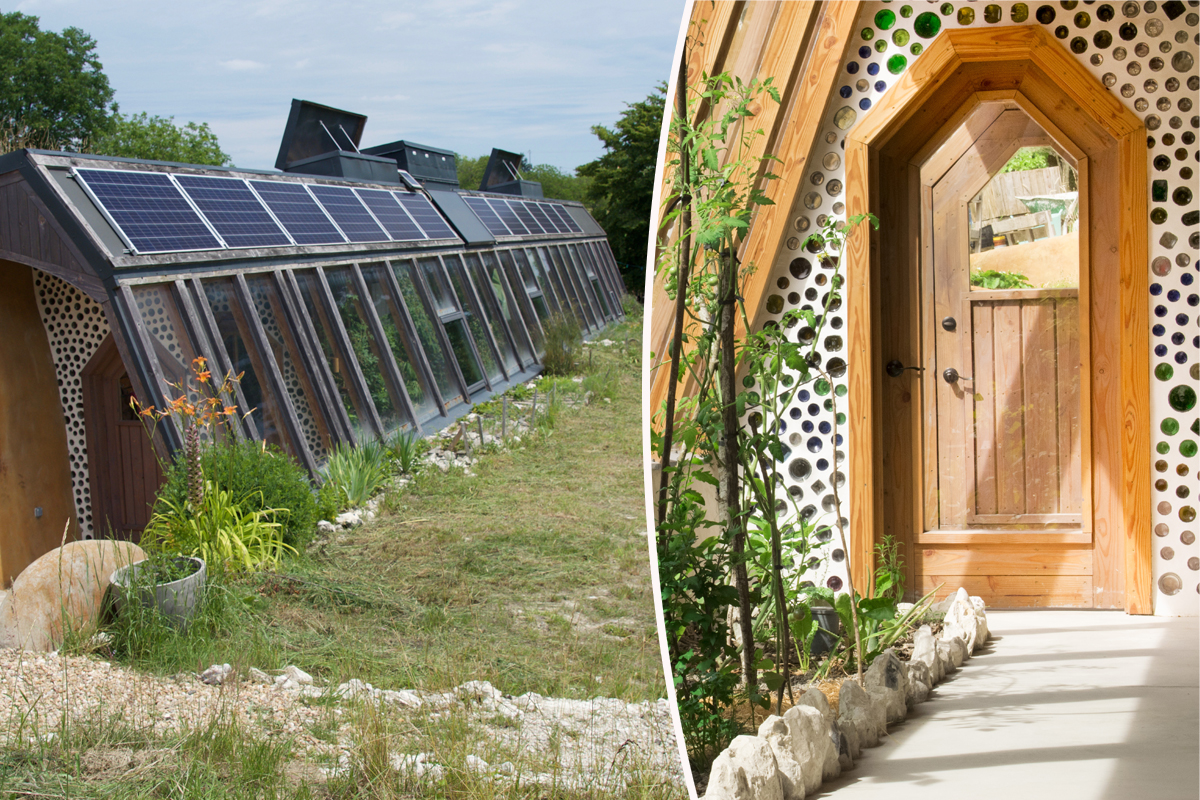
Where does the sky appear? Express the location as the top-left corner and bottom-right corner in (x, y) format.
(15, 0), (685, 172)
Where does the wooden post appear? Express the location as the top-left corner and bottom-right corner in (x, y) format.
(477, 415), (484, 446)
(502, 397), (508, 439)
(532, 389), (538, 427)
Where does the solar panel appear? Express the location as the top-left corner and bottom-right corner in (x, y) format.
(463, 196), (511, 236)
(525, 201), (559, 233)
(76, 169), (222, 253)
(175, 175), (292, 248)
(511, 200), (545, 234)
(308, 185), (388, 243)
(395, 193), (457, 240)
(355, 189), (426, 241)
(546, 203), (583, 233)
(249, 181), (345, 245)
(487, 199), (530, 235)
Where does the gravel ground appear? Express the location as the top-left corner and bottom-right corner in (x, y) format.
(0, 648), (684, 791)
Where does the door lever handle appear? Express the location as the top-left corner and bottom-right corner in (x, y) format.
(886, 359), (924, 378)
(942, 367), (974, 384)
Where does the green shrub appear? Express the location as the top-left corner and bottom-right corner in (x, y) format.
(541, 311), (583, 376)
(386, 427), (426, 475)
(323, 439), (392, 507)
(143, 481), (294, 573)
(157, 440), (317, 547)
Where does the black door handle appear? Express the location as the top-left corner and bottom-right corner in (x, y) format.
(942, 367), (974, 384)
(886, 359), (924, 378)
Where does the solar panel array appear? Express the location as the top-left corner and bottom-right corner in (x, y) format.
(75, 168), (462, 254)
(462, 195), (585, 238)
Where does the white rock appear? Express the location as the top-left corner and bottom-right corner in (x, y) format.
(317, 520), (338, 534)
(864, 649), (909, 725)
(247, 667), (273, 685)
(782, 704), (827, 795)
(906, 659), (932, 707)
(704, 735), (785, 800)
(335, 511), (363, 528)
(281, 665), (313, 685)
(380, 689), (424, 708)
(912, 625), (942, 684)
(942, 589), (980, 653)
(837, 679), (882, 753)
(335, 678), (374, 699)
(465, 754), (489, 772)
(970, 596), (990, 645)
(797, 688), (845, 776)
(757, 715), (806, 800)
(947, 635), (967, 667)
(199, 663), (232, 685)
(456, 680), (501, 701)
(935, 639), (958, 674)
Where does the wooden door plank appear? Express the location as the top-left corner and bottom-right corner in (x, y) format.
(1021, 299), (1061, 514)
(915, 544), (1092, 576)
(918, 529), (1092, 544)
(1057, 297), (1083, 513)
(992, 301), (1025, 515)
(972, 301), (997, 515)
(919, 574), (1094, 607)
(930, 179), (968, 526)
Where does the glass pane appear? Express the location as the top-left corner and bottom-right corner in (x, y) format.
(523, 248), (563, 313)
(967, 147), (1080, 289)
(418, 256), (456, 315)
(444, 318), (485, 388)
(470, 251), (531, 366)
(200, 278), (286, 448)
(537, 246), (580, 321)
(553, 245), (598, 327)
(360, 263), (438, 423)
(394, 260), (460, 406)
(244, 274), (334, 461)
(131, 284), (215, 441)
(294, 270), (371, 434)
(323, 266), (407, 432)
(495, 250), (544, 356)
(445, 254), (505, 383)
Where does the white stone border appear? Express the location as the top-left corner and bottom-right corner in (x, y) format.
(701, 588), (989, 800)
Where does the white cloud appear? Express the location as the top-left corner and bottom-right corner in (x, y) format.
(219, 59), (267, 71)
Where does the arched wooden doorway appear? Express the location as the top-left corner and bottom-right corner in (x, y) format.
(82, 334), (164, 541)
(843, 26), (1151, 611)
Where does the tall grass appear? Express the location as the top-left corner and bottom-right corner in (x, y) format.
(386, 428), (425, 475)
(324, 439), (392, 507)
(541, 311), (583, 376)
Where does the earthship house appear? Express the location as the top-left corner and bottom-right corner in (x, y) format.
(0, 99), (625, 585)
(651, 1), (1198, 615)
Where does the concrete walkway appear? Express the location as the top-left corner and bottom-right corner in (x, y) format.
(813, 610), (1199, 800)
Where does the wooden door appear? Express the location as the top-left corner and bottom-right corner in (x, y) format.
(83, 335), (164, 541)
(917, 130), (1093, 608)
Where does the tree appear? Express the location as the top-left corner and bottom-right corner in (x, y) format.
(577, 84), (666, 297)
(89, 112), (232, 166)
(0, 12), (115, 148)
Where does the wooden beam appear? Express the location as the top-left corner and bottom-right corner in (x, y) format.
(1118, 130), (1151, 615)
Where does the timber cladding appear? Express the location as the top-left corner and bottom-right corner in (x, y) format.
(0, 263), (77, 587)
(650, 2), (1196, 614)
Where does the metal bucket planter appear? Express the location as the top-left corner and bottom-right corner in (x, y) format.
(110, 556), (206, 629)
(811, 606), (842, 657)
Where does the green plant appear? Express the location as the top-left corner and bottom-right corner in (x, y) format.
(324, 439), (392, 507)
(387, 427), (426, 475)
(874, 534), (905, 602)
(143, 480), (294, 573)
(157, 440), (317, 547)
(582, 365), (619, 401)
(541, 311), (584, 376)
(970, 269), (1032, 289)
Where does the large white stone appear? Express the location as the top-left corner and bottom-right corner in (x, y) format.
(935, 638), (958, 674)
(970, 596), (990, 645)
(906, 659), (932, 706)
(864, 649), (909, 725)
(797, 688), (846, 776)
(703, 735), (784, 800)
(782, 704), (828, 795)
(0, 540), (145, 651)
(836, 679), (882, 754)
(942, 588), (980, 653)
(912, 625), (942, 684)
(757, 715), (806, 800)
